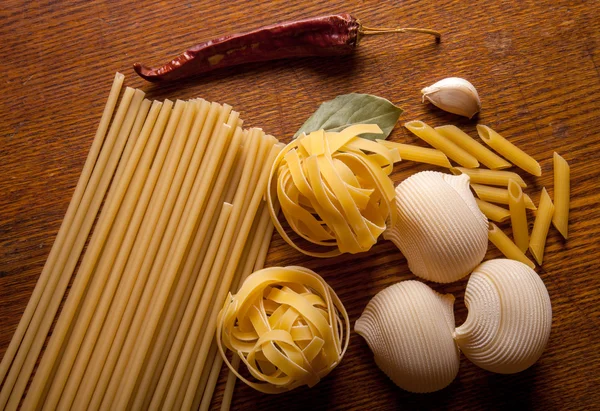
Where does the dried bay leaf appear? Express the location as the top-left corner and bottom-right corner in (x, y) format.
(294, 93), (403, 140)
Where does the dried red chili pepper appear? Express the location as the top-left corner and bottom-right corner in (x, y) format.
(133, 13), (440, 82)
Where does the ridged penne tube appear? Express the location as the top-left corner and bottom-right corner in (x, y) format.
(454, 259), (552, 374)
(552, 152), (570, 239)
(404, 120), (479, 168)
(471, 183), (536, 210)
(477, 125), (541, 176)
(377, 139), (452, 168)
(488, 223), (535, 269)
(508, 179), (529, 252)
(384, 171), (488, 283)
(356, 281), (459, 393)
(529, 188), (555, 265)
(435, 125), (511, 169)
(475, 198), (510, 223)
(451, 167), (526, 187)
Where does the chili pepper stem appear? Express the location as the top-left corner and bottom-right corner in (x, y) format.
(360, 25), (442, 42)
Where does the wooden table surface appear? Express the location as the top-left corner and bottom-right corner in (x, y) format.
(1, 1), (599, 410)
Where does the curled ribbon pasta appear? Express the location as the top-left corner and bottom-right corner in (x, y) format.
(267, 124), (399, 257)
(216, 266), (350, 394)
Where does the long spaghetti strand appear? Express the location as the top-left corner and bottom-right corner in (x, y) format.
(0, 87), (140, 410)
(0, 76), (283, 409)
(180, 143), (281, 410)
(150, 130), (265, 410)
(0, 73), (124, 386)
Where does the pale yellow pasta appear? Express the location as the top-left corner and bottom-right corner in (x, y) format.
(404, 121), (479, 168)
(435, 125), (511, 169)
(377, 140), (451, 168)
(451, 167), (527, 187)
(355, 281), (459, 393)
(455, 259), (551, 374)
(384, 172), (488, 284)
(217, 266), (350, 394)
(552, 152), (570, 239)
(267, 124), (398, 257)
(0, 72), (124, 395)
(529, 188), (555, 265)
(471, 183), (536, 210)
(1, 78), (302, 410)
(508, 179), (529, 252)
(475, 198), (510, 223)
(477, 125), (541, 176)
(488, 223), (535, 269)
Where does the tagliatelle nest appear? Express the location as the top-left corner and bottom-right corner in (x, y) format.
(216, 266), (350, 394)
(267, 125), (399, 257)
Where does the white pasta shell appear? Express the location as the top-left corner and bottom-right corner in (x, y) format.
(454, 259), (553, 374)
(383, 171), (488, 283)
(355, 281), (460, 393)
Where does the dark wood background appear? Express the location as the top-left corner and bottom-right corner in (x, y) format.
(1, 1), (599, 410)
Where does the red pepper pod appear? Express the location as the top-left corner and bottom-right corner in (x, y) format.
(134, 13), (361, 82)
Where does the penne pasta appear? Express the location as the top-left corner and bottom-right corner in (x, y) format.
(435, 125), (512, 169)
(488, 222), (535, 269)
(477, 125), (542, 176)
(451, 167), (527, 187)
(377, 140), (452, 168)
(404, 120), (479, 168)
(552, 152), (570, 239)
(508, 179), (529, 252)
(475, 198), (511, 223)
(471, 183), (536, 210)
(529, 188), (555, 265)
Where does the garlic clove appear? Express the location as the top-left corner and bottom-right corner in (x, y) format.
(421, 77), (482, 118)
(454, 259), (553, 374)
(383, 171), (489, 283)
(355, 281), (460, 393)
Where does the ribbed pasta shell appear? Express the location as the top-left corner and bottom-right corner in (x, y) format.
(384, 171), (488, 283)
(454, 259), (552, 374)
(355, 281), (460, 393)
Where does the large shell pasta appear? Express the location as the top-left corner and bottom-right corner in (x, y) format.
(454, 259), (552, 374)
(267, 124), (398, 257)
(355, 281), (460, 393)
(384, 171), (488, 283)
(217, 266), (350, 394)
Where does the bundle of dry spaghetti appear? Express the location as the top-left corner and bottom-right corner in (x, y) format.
(0, 72), (280, 410)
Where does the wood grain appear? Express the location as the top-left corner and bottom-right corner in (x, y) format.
(1, 0), (599, 410)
